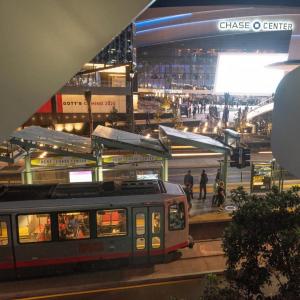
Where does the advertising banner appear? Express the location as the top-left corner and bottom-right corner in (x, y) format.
(57, 94), (126, 113)
(251, 163), (272, 193)
(36, 99), (52, 113)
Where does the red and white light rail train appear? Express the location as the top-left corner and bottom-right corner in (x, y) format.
(0, 180), (192, 280)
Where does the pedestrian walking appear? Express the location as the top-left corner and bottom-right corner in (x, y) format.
(184, 170), (194, 199)
(212, 169), (221, 206)
(198, 170), (208, 200)
(193, 106), (197, 119)
(217, 181), (225, 211)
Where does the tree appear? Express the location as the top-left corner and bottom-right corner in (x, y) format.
(106, 107), (119, 128)
(223, 186), (300, 299)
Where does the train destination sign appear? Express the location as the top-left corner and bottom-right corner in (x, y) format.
(218, 20), (293, 32)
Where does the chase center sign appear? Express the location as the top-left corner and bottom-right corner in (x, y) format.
(218, 19), (293, 32)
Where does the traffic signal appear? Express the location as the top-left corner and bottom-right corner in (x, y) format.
(230, 147), (251, 168)
(242, 148), (251, 167)
(230, 148), (240, 168)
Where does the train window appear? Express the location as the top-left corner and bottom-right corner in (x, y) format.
(0, 222), (8, 246)
(136, 213), (145, 235)
(136, 237), (145, 250)
(169, 202), (185, 231)
(58, 212), (90, 240)
(152, 236), (161, 249)
(96, 209), (127, 237)
(18, 214), (52, 243)
(152, 212), (161, 234)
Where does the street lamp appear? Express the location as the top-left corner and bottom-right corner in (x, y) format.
(84, 90), (93, 137)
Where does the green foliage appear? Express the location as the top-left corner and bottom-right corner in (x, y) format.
(106, 107), (119, 128)
(223, 186), (300, 299)
(200, 274), (241, 300)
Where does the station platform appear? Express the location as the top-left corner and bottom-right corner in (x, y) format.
(189, 211), (231, 224)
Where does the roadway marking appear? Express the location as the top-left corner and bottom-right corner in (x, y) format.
(17, 278), (199, 300)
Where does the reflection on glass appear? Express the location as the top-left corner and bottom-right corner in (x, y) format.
(152, 212), (160, 234)
(136, 237), (145, 250)
(136, 213), (145, 235)
(18, 214), (52, 243)
(152, 236), (161, 249)
(0, 221), (8, 246)
(97, 209), (126, 237)
(169, 203), (185, 231)
(58, 212), (90, 240)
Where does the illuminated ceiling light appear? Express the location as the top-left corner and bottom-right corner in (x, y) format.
(65, 123), (74, 132)
(193, 127), (198, 133)
(53, 145), (58, 149)
(145, 133), (151, 139)
(183, 127), (188, 132)
(39, 151), (47, 158)
(55, 124), (64, 132)
(204, 122), (208, 127)
(213, 127), (218, 133)
(39, 143), (44, 147)
(202, 127), (207, 133)
(74, 123), (84, 131)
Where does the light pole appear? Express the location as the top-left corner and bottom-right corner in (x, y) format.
(129, 69), (135, 133)
(84, 90), (93, 137)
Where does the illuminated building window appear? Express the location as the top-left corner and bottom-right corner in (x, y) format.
(18, 214), (52, 243)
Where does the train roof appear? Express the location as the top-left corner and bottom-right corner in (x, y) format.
(0, 180), (185, 213)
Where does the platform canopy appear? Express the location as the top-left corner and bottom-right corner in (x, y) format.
(159, 125), (230, 154)
(10, 126), (94, 160)
(92, 125), (171, 158)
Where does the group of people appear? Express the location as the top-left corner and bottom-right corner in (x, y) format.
(183, 169), (225, 211)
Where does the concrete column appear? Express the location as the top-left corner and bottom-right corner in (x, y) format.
(24, 152), (32, 184)
(162, 158), (168, 181)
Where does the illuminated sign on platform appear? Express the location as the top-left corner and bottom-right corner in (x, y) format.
(218, 20), (293, 32)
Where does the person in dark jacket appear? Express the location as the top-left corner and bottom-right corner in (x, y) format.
(199, 169), (208, 200)
(184, 170), (194, 199)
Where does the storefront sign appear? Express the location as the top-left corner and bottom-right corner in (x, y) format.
(31, 157), (95, 167)
(57, 94), (126, 113)
(218, 20), (293, 32)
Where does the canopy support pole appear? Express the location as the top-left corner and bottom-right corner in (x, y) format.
(162, 158), (168, 181)
(95, 147), (103, 182)
(25, 152), (32, 184)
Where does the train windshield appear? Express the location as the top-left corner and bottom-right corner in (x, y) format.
(169, 202), (185, 231)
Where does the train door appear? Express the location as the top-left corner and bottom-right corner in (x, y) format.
(0, 215), (16, 280)
(132, 207), (148, 264)
(132, 206), (164, 264)
(148, 206), (164, 263)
